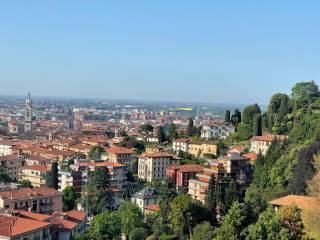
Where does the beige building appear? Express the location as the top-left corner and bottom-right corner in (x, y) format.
(103, 147), (137, 172)
(25, 155), (52, 166)
(19, 165), (51, 187)
(138, 152), (180, 182)
(188, 141), (218, 157)
(0, 155), (23, 181)
(0, 187), (62, 214)
(251, 134), (287, 155)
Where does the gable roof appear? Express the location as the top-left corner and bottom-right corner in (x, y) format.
(269, 194), (317, 210)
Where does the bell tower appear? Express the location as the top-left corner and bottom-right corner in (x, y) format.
(24, 92), (32, 132)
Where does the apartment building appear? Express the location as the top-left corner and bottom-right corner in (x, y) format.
(166, 164), (203, 188)
(188, 154), (252, 204)
(58, 169), (83, 196)
(201, 123), (235, 140)
(0, 155), (23, 181)
(0, 187), (62, 214)
(103, 147), (137, 172)
(138, 152), (180, 182)
(0, 141), (16, 156)
(250, 134), (287, 155)
(131, 187), (159, 213)
(188, 141), (218, 157)
(172, 138), (190, 153)
(19, 165), (51, 187)
(25, 155), (53, 166)
(73, 161), (128, 208)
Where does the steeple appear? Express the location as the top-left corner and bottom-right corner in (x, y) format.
(24, 92), (32, 132)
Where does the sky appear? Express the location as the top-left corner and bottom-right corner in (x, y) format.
(0, 1), (320, 104)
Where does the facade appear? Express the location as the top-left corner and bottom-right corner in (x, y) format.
(131, 187), (159, 212)
(24, 92), (32, 133)
(58, 169), (83, 196)
(7, 121), (23, 135)
(103, 147), (137, 172)
(0, 155), (23, 181)
(138, 152), (180, 182)
(0, 141), (15, 157)
(166, 164), (203, 188)
(19, 165), (51, 187)
(201, 123), (235, 140)
(188, 141), (218, 157)
(0, 187), (62, 214)
(250, 134), (287, 155)
(25, 155), (53, 166)
(172, 138), (190, 153)
(188, 154), (252, 204)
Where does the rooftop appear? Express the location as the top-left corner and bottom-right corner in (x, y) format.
(0, 187), (61, 201)
(269, 194), (317, 211)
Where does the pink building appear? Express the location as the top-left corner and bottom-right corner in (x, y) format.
(166, 164), (203, 187)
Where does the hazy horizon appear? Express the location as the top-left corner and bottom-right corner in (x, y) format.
(1, 1), (319, 104)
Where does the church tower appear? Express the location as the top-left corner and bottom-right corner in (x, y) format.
(24, 92), (32, 132)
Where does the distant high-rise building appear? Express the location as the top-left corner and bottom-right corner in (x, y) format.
(67, 108), (74, 130)
(24, 92), (32, 132)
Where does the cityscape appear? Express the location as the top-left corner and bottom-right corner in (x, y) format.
(1, 1), (320, 240)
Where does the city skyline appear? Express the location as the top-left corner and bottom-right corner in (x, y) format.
(1, 1), (320, 104)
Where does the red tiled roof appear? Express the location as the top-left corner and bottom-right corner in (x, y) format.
(243, 152), (257, 161)
(167, 164), (203, 173)
(0, 215), (49, 237)
(65, 210), (86, 223)
(79, 161), (126, 168)
(251, 134), (287, 142)
(22, 165), (51, 172)
(27, 155), (52, 162)
(15, 210), (51, 221)
(269, 195), (317, 211)
(144, 204), (160, 212)
(0, 187), (62, 201)
(107, 147), (135, 155)
(141, 152), (173, 158)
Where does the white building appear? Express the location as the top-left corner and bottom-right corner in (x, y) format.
(201, 124), (235, 140)
(250, 134), (287, 155)
(138, 152), (180, 182)
(131, 187), (159, 212)
(0, 141), (15, 156)
(172, 138), (190, 153)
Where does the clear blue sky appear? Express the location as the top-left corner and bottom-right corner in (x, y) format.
(0, 1), (320, 104)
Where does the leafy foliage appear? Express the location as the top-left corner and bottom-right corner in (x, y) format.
(88, 145), (106, 160)
(62, 186), (77, 211)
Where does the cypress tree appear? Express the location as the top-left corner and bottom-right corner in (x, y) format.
(48, 162), (59, 190)
(224, 179), (238, 212)
(253, 114), (262, 136)
(157, 126), (166, 144)
(225, 110), (231, 123)
(187, 118), (195, 136)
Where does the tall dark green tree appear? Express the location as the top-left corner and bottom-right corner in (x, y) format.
(187, 118), (195, 136)
(291, 80), (320, 108)
(157, 126), (167, 144)
(85, 167), (113, 215)
(253, 114), (262, 136)
(48, 161), (59, 190)
(88, 145), (106, 160)
(231, 109), (242, 127)
(225, 110), (231, 123)
(205, 176), (217, 224)
(62, 186), (77, 211)
(168, 123), (178, 140)
(242, 103), (261, 126)
(224, 179), (239, 212)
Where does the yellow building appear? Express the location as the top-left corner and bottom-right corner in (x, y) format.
(19, 165), (51, 187)
(188, 141), (218, 157)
